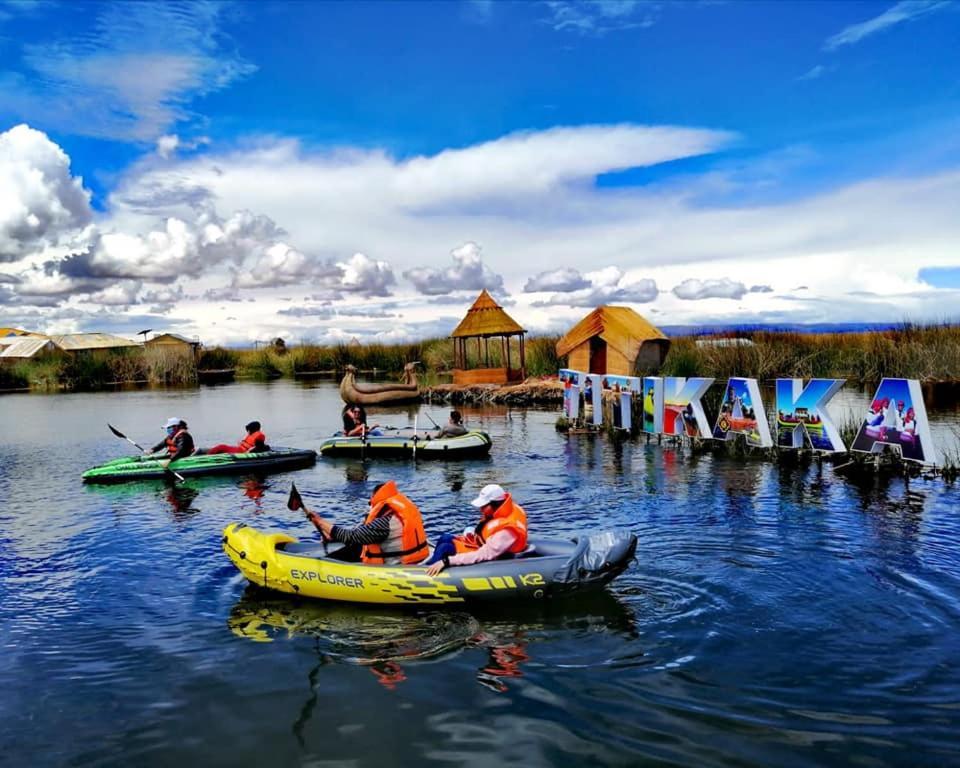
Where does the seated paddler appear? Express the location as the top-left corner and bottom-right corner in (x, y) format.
(306, 480), (429, 565)
(149, 417), (195, 462)
(432, 410), (468, 439)
(425, 484), (528, 576)
(207, 421), (269, 455)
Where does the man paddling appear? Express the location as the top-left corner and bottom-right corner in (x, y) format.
(149, 417), (195, 462)
(293, 481), (429, 566)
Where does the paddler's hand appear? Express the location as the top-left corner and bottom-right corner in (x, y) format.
(426, 557), (449, 577)
(308, 512), (334, 540)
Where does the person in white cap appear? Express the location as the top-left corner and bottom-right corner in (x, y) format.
(425, 483), (528, 576)
(148, 417), (195, 461)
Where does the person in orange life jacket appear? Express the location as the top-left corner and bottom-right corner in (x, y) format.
(306, 480), (429, 565)
(207, 421), (270, 455)
(149, 417), (195, 462)
(342, 404), (383, 437)
(425, 484), (528, 576)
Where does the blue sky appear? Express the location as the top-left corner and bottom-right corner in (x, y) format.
(1, 0), (959, 344)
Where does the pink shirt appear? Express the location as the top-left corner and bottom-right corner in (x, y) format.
(447, 529), (519, 566)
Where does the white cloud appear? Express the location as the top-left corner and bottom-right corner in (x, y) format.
(233, 243), (341, 289)
(338, 252), (396, 297)
(87, 280), (143, 307)
(797, 65), (827, 81)
(404, 241), (504, 295)
(672, 278), (748, 301)
(543, 0), (659, 35)
(523, 267), (592, 293)
(3, 3), (255, 141)
(0, 124), (92, 262)
(533, 267), (659, 307)
(824, 1), (951, 50)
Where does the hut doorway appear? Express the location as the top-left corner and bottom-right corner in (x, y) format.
(589, 336), (607, 374)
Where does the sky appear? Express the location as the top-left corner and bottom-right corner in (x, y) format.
(1, 0), (959, 345)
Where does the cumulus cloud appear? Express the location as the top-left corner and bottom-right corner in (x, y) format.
(3, 3), (255, 141)
(0, 124), (92, 262)
(404, 242), (503, 296)
(824, 1), (951, 50)
(62, 208), (294, 283)
(749, 284), (774, 293)
(532, 266), (658, 307)
(86, 280), (143, 307)
(523, 267), (591, 293)
(672, 278), (748, 301)
(233, 243), (341, 289)
(338, 252), (395, 297)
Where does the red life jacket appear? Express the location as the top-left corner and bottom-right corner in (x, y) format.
(360, 480), (429, 565)
(453, 495), (528, 555)
(165, 428), (189, 456)
(239, 430), (266, 452)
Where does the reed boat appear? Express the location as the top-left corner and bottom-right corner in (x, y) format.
(339, 363), (421, 406)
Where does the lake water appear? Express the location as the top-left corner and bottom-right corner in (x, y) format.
(2, 380), (959, 766)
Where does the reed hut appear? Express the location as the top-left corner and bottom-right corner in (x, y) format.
(145, 333), (201, 356)
(451, 290), (526, 385)
(555, 306), (670, 376)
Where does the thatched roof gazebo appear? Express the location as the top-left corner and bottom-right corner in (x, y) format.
(451, 290), (526, 385)
(556, 306), (670, 376)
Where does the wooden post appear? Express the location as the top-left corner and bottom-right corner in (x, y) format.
(502, 336), (508, 374)
(520, 334), (526, 379)
(484, 336), (489, 367)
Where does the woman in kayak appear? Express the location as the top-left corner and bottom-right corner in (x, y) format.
(149, 417), (195, 461)
(306, 480), (429, 565)
(342, 405), (383, 437)
(432, 410), (468, 438)
(207, 421), (269, 454)
(425, 484), (528, 576)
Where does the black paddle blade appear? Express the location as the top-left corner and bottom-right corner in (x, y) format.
(108, 424), (126, 439)
(287, 483), (305, 511)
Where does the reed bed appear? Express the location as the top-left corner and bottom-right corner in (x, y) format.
(225, 336), (562, 382)
(662, 323), (960, 383)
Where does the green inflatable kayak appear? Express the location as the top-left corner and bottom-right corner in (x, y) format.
(82, 448), (317, 483)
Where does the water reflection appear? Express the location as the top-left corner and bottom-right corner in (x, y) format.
(227, 588), (637, 697)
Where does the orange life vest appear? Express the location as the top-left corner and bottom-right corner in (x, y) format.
(453, 495), (528, 555)
(165, 428), (189, 456)
(360, 480), (429, 565)
(239, 430), (266, 452)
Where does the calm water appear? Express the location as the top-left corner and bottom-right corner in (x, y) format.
(2, 380), (960, 767)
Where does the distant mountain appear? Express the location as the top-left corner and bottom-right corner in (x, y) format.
(659, 322), (905, 337)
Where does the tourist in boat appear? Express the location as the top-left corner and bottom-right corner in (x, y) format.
(206, 421), (269, 454)
(149, 417), (195, 461)
(425, 484), (528, 576)
(342, 404), (383, 437)
(432, 410), (468, 438)
(306, 480), (429, 565)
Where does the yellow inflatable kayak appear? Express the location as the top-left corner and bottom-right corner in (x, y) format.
(222, 523), (636, 605)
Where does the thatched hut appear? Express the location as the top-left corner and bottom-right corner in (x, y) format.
(451, 290), (526, 385)
(555, 306), (670, 376)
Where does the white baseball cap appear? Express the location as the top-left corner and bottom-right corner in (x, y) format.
(164, 417), (183, 429)
(471, 483), (507, 507)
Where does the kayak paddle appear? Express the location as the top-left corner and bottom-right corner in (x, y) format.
(288, 483), (327, 553)
(107, 423), (186, 483)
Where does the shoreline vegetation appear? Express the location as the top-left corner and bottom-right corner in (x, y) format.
(2, 323), (960, 394)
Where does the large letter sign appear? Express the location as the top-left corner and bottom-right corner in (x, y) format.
(712, 377), (773, 447)
(851, 378), (939, 465)
(585, 374), (604, 426)
(663, 377), (714, 437)
(642, 377), (663, 434)
(775, 378), (846, 452)
(560, 369), (580, 420)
